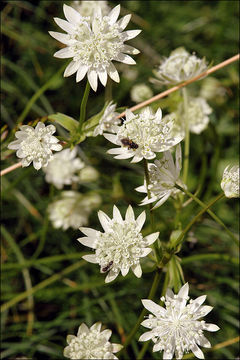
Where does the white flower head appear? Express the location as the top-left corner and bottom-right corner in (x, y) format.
(221, 165), (239, 198)
(78, 205), (159, 283)
(104, 107), (184, 163)
(79, 166), (99, 182)
(48, 191), (101, 230)
(43, 147), (85, 189)
(71, 1), (110, 19)
(64, 322), (123, 359)
(152, 47), (207, 86)
(49, 4), (141, 91)
(139, 283), (220, 360)
(179, 97), (212, 134)
(130, 83), (153, 103)
(136, 144), (186, 209)
(7, 123), (62, 170)
(93, 102), (120, 136)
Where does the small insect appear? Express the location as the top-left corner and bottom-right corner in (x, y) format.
(101, 261), (113, 273)
(121, 138), (139, 150)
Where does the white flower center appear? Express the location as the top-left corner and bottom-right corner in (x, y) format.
(20, 128), (52, 163)
(95, 220), (145, 271)
(68, 331), (111, 359)
(70, 17), (124, 68)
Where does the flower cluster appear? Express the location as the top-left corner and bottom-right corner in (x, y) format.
(71, 0), (110, 20)
(152, 47), (208, 86)
(130, 83), (153, 103)
(43, 147), (85, 189)
(93, 102), (120, 136)
(136, 144), (186, 209)
(104, 107), (184, 163)
(139, 283), (220, 359)
(221, 165), (239, 198)
(50, 4), (141, 91)
(48, 191), (101, 230)
(78, 205), (159, 283)
(8, 123), (62, 170)
(64, 322), (122, 359)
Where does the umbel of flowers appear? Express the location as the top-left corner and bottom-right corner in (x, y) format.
(49, 4), (141, 90)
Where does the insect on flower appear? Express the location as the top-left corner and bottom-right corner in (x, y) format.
(121, 138), (139, 149)
(101, 261), (114, 273)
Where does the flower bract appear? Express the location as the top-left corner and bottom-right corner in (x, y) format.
(63, 322), (123, 359)
(78, 205), (159, 283)
(49, 4), (141, 91)
(93, 101), (120, 136)
(139, 283), (220, 360)
(7, 122), (62, 170)
(104, 107), (183, 163)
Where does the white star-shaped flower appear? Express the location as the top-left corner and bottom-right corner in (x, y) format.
(49, 4), (141, 91)
(221, 165), (239, 198)
(104, 107), (184, 163)
(136, 144), (186, 209)
(152, 47), (207, 86)
(43, 147), (85, 189)
(93, 101), (120, 136)
(78, 205), (159, 283)
(7, 123), (62, 170)
(64, 322), (123, 359)
(139, 283), (220, 360)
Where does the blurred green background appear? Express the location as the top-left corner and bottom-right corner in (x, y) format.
(1, 1), (239, 359)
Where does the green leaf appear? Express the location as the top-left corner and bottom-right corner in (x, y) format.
(48, 113), (79, 134)
(82, 102), (111, 137)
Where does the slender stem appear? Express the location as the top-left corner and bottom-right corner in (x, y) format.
(120, 270), (161, 354)
(176, 185), (239, 245)
(117, 54), (240, 119)
(1, 162), (22, 176)
(173, 193), (225, 248)
(79, 80), (90, 132)
(182, 87), (189, 184)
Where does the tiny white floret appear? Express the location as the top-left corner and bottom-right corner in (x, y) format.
(221, 165), (239, 198)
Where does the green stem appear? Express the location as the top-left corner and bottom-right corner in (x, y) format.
(176, 185), (239, 245)
(173, 192), (225, 248)
(120, 270), (161, 354)
(182, 87), (189, 185)
(79, 80), (90, 132)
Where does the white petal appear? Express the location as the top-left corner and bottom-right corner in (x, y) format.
(107, 63), (120, 83)
(80, 227), (98, 237)
(203, 323), (220, 332)
(140, 248), (152, 257)
(131, 154), (143, 163)
(136, 211), (146, 231)
(135, 185), (147, 193)
(76, 65), (88, 82)
(77, 237), (96, 248)
(125, 205), (135, 222)
(82, 254), (98, 263)
(175, 143), (182, 173)
(163, 349), (174, 359)
(131, 263), (142, 278)
(54, 17), (76, 34)
(123, 29), (142, 40)
(122, 44), (140, 55)
(54, 47), (75, 59)
(90, 322), (102, 332)
(113, 205), (123, 222)
(197, 335), (211, 348)
(8, 140), (20, 150)
(33, 160), (42, 170)
(49, 31), (71, 45)
(139, 331), (153, 342)
(63, 4), (83, 24)
(190, 344), (204, 359)
(105, 270), (119, 283)
(190, 295), (207, 311)
(141, 299), (165, 316)
(107, 149), (125, 156)
(114, 153), (134, 160)
(98, 210), (111, 232)
(178, 282), (189, 299)
(196, 305), (213, 317)
(125, 109), (135, 120)
(116, 53), (136, 65)
(152, 193), (171, 209)
(144, 232), (159, 245)
(121, 267), (129, 276)
(112, 344), (123, 353)
(87, 69), (98, 91)
(77, 323), (89, 336)
(98, 68), (108, 87)
(117, 14), (131, 30)
(153, 342), (162, 352)
(166, 288), (174, 299)
(16, 149), (25, 158)
(101, 329), (112, 340)
(108, 4), (120, 25)
(103, 133), (119, 145)
(64, 60), (80, 77)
